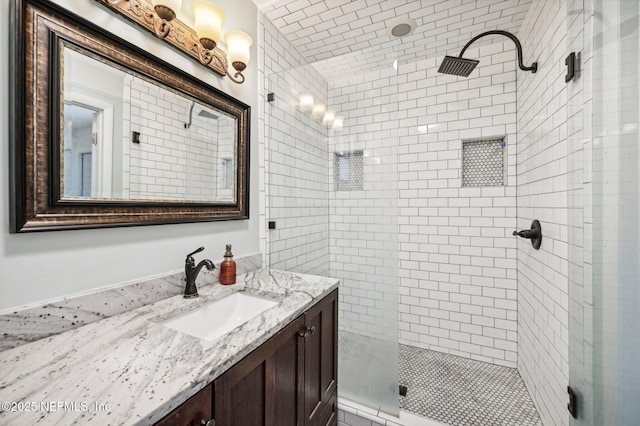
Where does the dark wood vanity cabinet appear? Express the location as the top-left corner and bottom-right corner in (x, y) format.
(214, 315), (306, 425)
(155, 383), (213, 426)
(155, 289), (337, 426)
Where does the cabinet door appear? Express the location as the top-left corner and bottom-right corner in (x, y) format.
(214, 316), (306, 426)
(304, 289), (338, 426)
(155, 383), (213, 426)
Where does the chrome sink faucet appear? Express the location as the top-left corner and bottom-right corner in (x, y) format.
(184, 247), (215, 298)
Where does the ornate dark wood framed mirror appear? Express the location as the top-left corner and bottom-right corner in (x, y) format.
(9, 0), (250, 233)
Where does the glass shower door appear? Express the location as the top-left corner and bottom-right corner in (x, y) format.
(324, 40), (400, 416)
(568, 0), (640, 423)
(265, 65), (331, 276)
(265, 39), (400, 416)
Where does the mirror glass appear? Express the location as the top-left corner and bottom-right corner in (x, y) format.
(12, 0), (249, 232)
(62, 46), (237, 203)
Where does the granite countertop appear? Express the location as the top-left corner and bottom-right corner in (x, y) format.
(0, 268), (339, 425)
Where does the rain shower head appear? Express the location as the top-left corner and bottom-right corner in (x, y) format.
(438, 30), (537, 78)
(438, 56), (480, 77)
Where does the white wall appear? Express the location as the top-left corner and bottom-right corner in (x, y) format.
(516, 0), (571, 424)
(0, 0), (260, 310)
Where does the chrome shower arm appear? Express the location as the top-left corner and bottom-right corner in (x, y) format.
(458, 30), (537, 73)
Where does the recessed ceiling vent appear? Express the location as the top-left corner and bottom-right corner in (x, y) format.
(387, 17), (417, 38)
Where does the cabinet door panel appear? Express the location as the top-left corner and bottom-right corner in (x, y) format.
(269, 330), (304, 425)
(315, 391), (337, 426)
(304, 289), (338, 426)
(214, 316), (305, 426)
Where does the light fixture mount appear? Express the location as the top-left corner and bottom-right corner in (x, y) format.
(95, 0), (250, 84)
(200, 38), (217, 51)
(153, 4), (176, 21)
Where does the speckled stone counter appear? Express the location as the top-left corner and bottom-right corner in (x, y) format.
(0, 254), (262, 352)
(0, 268), (339, 425)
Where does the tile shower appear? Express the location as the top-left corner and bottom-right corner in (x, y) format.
(261, 1), (534, 423)
(259, 0), (639, 425)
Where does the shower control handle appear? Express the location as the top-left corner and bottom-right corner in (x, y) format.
(512, 229), (539, 239)
(513, 220), (543, 250)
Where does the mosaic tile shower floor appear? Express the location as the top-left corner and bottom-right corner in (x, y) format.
(399, 345), (542, 425)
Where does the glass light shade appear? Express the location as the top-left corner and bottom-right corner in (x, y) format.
(225, 30), (253, 70)
(312, 102), (326, 119)
(192, 0), (225, 50)
(152, 0), (182, 20)
(299, 94), (314, 112)
(332, 116), (344, 130)
(323, 110), (336, 124)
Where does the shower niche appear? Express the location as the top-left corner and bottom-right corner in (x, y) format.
(461, 137), (507, 187)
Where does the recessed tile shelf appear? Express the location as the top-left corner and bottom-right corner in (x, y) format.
(462, 138), (506, 187)
(334, 150), (364, 191)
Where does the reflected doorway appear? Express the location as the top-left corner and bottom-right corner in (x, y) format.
(63, 102), (111, 198)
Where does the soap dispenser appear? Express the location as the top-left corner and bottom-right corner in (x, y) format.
(219, 244), (236, 285)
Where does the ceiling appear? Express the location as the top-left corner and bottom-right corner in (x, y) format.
(255, 0), (534, 81)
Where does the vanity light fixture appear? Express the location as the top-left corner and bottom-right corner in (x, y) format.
(191, 0), (224, 50)
(96, 0), (252, 84)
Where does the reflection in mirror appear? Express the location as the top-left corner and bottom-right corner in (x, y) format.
(12, 0), (249, 232)
(63, 103), (98, 197)
(62, 46), (237, 203)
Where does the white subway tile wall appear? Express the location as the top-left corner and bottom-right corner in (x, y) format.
(123, 77), (231, 201)
(344, 45), (514, 368)
(327, 41), (519, 363)
(395, 43), (518, 367)
(516, 0), (571, 424)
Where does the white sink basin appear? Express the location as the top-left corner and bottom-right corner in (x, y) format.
(162, 292), (279, 341)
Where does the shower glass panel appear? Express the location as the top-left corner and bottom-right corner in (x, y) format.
(266, 39), (399, 416)
(325, 39), (399, 416)
(266, 64), (331, 276)
(568, 0), (640, 424)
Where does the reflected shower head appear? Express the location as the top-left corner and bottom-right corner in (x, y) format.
(198, 110), (218, 120)
(184, 101), (219, 129)
(438, 30), (537, 78)
(438, 56), (479, 77)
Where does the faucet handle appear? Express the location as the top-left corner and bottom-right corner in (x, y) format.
(187, 246), (205, 258)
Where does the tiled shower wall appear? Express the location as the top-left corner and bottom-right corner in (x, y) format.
(328, 42), (519, 365)
(125, 78), (228, 201)
(260, 15), (330, 275)
(398, 42), (519, 367)
(516, 0), (571, 424)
